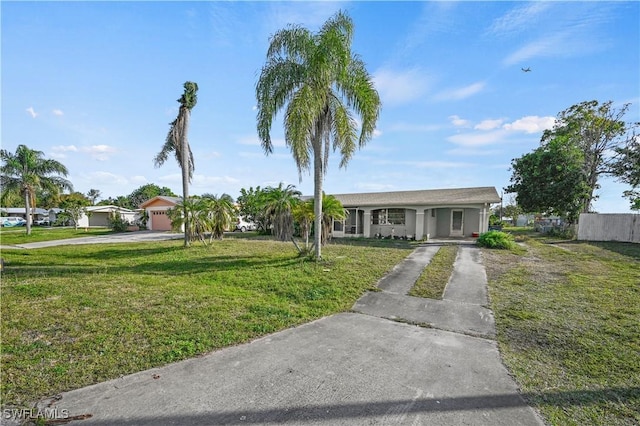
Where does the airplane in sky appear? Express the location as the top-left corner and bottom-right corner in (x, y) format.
(521, 67), (531, 72)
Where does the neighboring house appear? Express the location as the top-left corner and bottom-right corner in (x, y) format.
(328, 186), (501, 240)
(140, 196), (182, 231)
(76, 205), (137, 228)
(0, 207), (58, 223)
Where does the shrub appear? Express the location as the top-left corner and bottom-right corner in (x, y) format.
(477, 230), (516, 250)
(107, 212), (129, 232)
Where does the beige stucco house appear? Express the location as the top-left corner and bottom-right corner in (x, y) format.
(77, 205), (138, 228)
(140, 196), (181, 231)
(329, 187), (501, 240)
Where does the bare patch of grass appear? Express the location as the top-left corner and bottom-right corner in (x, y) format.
(409, 245), (458, 299)
(483, 235), (640, 425)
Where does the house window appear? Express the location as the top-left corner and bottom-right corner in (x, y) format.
(372, 209), (405, 225)
(333, 220), (343, 231)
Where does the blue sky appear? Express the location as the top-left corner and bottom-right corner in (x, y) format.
(2, 1), (639, 212)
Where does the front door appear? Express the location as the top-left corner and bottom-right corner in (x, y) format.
(450, 209), (464, 237)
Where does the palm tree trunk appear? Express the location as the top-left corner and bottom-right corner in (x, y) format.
(24, 191), (32, 235)
(313, 138), (323, 260)
(182, 108), (191, 248)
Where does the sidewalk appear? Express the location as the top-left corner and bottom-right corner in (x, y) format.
(27, 244), (544, 425)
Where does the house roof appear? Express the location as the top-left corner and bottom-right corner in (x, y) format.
(139, 196), (181, 208)
(1, 207), (51, 215)
(86, 205), (136, 214)
(330, 187), (501, 207)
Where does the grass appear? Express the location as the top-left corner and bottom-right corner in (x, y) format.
(408, 244), (458, 299)
(0, 227), (114, 245)
(0, 238), (412, 408)
(483, 232), (640, 425)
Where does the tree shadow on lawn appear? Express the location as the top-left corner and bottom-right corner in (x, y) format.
(548, 240), (640, 260)
(1, 252), (305, 279)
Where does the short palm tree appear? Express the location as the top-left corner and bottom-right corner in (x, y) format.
(310, 193), (347, 245)
(263, 183), (301, 242)
(1, 144), (73, 235)
(154, 81), (198, 247)
(292, 199), (315, 251)
(201, 194), (236, 242)
(256, 11), (380, 259)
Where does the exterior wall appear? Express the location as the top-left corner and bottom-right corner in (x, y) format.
(436, 209), (451, 237)
(89, 213), (110, 227)
(464, 208), (480, 236)
(578, 213), (639, 243)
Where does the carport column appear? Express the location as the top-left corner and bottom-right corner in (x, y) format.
(479, 203), (487, 233)
(363, 209), (371, 238)
(415, 211), (425, 240)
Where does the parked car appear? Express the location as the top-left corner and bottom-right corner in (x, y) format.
(35, 218), (50, 226)
(235, 217), (256, 232)
(1, 217), (26, 227)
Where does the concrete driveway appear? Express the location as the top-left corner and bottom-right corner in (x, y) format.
(0, 230), (183, 250)
(25, 245), (544, 425)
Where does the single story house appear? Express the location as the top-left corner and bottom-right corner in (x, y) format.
(140, 196), (182, 231)
(1, 207), (63, 223)
(76, 205), (138, 228)
(329, 187), (501, 240)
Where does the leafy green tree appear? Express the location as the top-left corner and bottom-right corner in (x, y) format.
(611, 135), (640, 209)
(59, 192), (91, 230)
(263, 183), (301, 242)
(541, 100), (638, 212)
(256, 11), (380, 259)
(86, 189), (102, 205)
(506, 135), (590, 223)
(128, 184), (177, 208)
(237, 186), (268, 232)
(0, 144), (72, 234)
(155, 81), (199, 247)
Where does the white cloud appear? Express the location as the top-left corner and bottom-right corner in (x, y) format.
(487, 2), (551, 36)
(130, 176), (148, 185)
(52, 109), (64, 116)
(388, 122), (440, 133)
(80, 145), (116, 161)
(26, 107), (38, 118)
(447, 115), (556, 147)
(448, 130), (508, 147)
(52, 145), (78, 152)
(86, 171), (128, 186)
(373, 129), (383, 138)
(502, 116), (556, 134)
(435, 82), (485, 101)
(449, 115), (470, 127)
(475, 119), (503, 131)
(354, 182), (396, 192)
(373, 68), (431, 106)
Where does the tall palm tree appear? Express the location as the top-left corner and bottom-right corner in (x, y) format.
(256, 11), (380, 259)
(263, 183), (301, 242)
(154, 81), (198, 247)
(1, 144), (72, 235)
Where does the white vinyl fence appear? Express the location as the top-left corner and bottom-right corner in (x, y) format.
(578, 213), (639, 243)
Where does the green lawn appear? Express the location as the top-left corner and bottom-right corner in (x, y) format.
(0, 238), (412, 407)
(483, 233), (640, 425)
(409, 244), (458, 299)
(0, 227), (114, 245)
